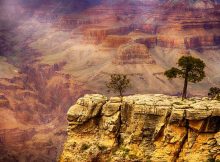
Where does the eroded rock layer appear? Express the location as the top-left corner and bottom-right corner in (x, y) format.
(1, 0), (220, 161)
(60, 94), (220, 162)
(114, 43), (155, 64)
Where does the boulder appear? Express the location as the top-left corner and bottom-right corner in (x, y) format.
(67, 94), (107, 124)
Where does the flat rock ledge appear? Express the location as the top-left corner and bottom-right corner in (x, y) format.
(60, 94), (220, 162)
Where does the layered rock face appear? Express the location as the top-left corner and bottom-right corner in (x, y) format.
(1, 0), (220, 161)
(60, 94), (220, 162)
(163, 0), (218, 9)
(114, 43), (155, 64)
(0, 62), (88, 161)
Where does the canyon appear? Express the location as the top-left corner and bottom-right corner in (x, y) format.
(61, 94), (220, 162)
(0, 0), (220, 161)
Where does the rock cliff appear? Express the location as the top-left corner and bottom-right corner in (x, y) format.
(60, 94), (220, 162)
(1, 0), (220, 161)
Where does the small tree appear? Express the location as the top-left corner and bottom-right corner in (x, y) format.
(164, 56), (206, 99)
(106, 74), (130, 97)
(208, 87), (220, 100)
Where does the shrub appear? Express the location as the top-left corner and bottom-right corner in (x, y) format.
(80, 143), (90, 151)
(106, 74), (131, 97)
(208, 87), (220, 100)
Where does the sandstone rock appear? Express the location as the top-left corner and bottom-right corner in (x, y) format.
(189, 120), (205, 131)
(134, 36), (157, 48)
(185, 35), (220, 49)
(100, 111), (120, 133)
(157, 35), (185, 48)
(103, 35), (131, 48)
(186, 109), (212, 120)
(169, 109), (185, 123)
(128, 31), (157, 47)
(61, 94), (220, 162)
(214, 132), (220, 145)
(84, 26), (133, 44)
(109, 97), (122, 103)
(113, 43), (156, 65)
(0, 94), (10, 108)
(102, 102), (121, 117)
(67, 94), (107, 124)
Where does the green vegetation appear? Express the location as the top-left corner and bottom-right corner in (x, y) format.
(207, 158), (215, 162)
(208, 87), (220, 100)
(97, 144), (108, 151)
(106, 74), (131, 97)
(172, 101), (183, 105)
(128, 154), (139, 160)
(120, 146), (130, 158)
(164, 56), (206, 99)
(146, 160), (151, 162)
(80, 143), (90, 151)
(145, 160), (152, 162)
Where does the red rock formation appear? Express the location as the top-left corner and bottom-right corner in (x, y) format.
(114, 43), (156, 64)
(84, 26), (134, 44)
(157, 35), (185, 48)
(0, 0), (220, 161)
(103, 35), (131, 48)
(0, 93), (9, 108)
(0, 62), (89, 161)
(185, 35), (220, 49)
(134, 36), (157, 48)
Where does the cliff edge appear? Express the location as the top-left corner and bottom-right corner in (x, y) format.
(60, 94), (220, 162)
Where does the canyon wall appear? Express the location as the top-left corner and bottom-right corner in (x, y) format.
(60, 94), (220, 162)
(1, 0), (220, 161)
(0, 63), (89, 162)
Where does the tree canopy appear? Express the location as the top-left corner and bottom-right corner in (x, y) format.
(106, 74), (131, 97)
(208, 87), (220, 100)
(164, 56), (206, 99)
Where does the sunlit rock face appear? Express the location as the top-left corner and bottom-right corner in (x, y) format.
(0, 0), (220, 161)
(60, 94), (220, 162)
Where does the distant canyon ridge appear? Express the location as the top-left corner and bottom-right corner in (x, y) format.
(0, 0), (220, 161)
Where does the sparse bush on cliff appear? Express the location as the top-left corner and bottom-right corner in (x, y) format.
(164, 56), (206, 99)
(48, 138), (53, 146)
(80, 143), (90, 151)
(97, 144), (108, 151)
(208, 87), (220, 100)
(106, 74), (131, 97)
(207, 158), (215, 162)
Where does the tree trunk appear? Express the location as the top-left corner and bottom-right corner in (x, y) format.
(119, 89), (123, 97)
(182, 71), (189, 100)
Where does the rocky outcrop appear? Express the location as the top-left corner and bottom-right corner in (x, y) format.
(157, 35), (185, 48)
(185, 35), (220, 49)
(163, 0), (216, 10)
(103, 35), (132, 48)
(113, 43), (156, 65)
(1, 1), (220, 162)
(0, 62), (89, 162)
(0, 93), (10, 108)
(60, 94), (220, 162)
(84, 26), (133, 44)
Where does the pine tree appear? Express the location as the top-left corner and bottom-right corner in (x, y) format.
(164, 56), (206, 99)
